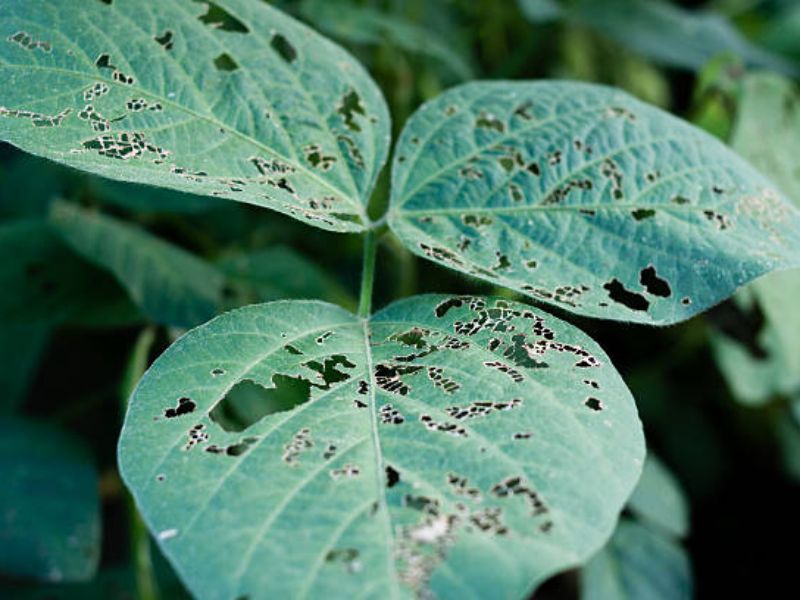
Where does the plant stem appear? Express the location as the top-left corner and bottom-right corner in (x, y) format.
(128, 501), (160, 600)
(121, 327), (160, 600)
(358, 229), (378, 318)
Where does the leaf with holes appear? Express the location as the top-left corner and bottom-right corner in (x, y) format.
(388, 81), (800, 325)
(119, 295), (644, 599)
(0, 0), (390, 231)
(710, 74), (800, 404)
(0, 417), (101, 583)
(50, 201), (224, 328)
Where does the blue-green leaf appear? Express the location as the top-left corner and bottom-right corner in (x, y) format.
(389, 81), (800, 324)
(0, 219), (123, 325)
(49, 201), (224, 328)
(581, 520), (692, 600)
(627, 455), (688, 539)
(0, 0), (390, 231)
(217, 245), (356, 310)
(0, 417), (100, 582)
(710, 73), (800, 404)
(119, 295), (644, 599)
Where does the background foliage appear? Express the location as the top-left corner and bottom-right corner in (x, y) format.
(1, 0), (799, 598)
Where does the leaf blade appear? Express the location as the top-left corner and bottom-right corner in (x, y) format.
(49, 201), (224, 328)
(0, 0), (390, 231)
(389, 81), (800, 324)
(119, 295), (644, 598)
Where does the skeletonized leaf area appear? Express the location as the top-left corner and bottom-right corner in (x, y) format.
(119, 295), (644, 599)
(389, 81), (800, 324)
(0, 0), (390, 231)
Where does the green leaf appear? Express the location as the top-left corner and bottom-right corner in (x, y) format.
(120, 295), (644, 599)
(0, 219), (123, 325)
(0, 417), (100, 582)
(0, 0), (390, 232)
(581, 520), (692, 600)
(0, 322), (50, 414)
(217, 245), (356, 310)
(299, 0), (473, 81)
(50, 201), (224, 328)
(388, 81), (800, 325)
(537, 0), (798, 75)
(710, 74), (800, 404)
(729, 74), (800, 203)
(627, 455), (688, 539)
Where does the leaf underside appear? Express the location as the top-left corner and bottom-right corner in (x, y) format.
(389, 81), (800, 325)
(119, 295), (644, 599)
(0, 0), (390, 232)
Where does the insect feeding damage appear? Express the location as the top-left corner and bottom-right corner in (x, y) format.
(391, 83), (800, 325)
(139, 295), (615, 596)
(371, 296), (608, 594)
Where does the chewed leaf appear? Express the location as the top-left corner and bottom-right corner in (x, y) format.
(711, 74), (800, 405)
(119, 295), (644, 599)
(0, 0), (390, 232)
(388, 81), (800, 325)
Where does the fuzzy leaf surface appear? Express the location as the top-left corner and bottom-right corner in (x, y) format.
(389, 81), (800, 324)
(120, 295), (644, 599)
(0, 0), (390, 231)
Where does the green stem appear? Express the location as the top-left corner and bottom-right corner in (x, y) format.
(120, 327), (160, 600)
(128, 503), (160, 600)
(358, 229), (379, 318)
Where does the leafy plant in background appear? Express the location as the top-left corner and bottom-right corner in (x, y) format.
(1, 1), (799, 599)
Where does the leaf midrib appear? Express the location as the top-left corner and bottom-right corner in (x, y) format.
(362, 318), (402, 600)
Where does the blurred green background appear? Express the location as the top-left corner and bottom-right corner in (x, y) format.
(2, 0), (799, 598)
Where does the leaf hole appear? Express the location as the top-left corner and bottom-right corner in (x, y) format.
(213, 52), (239, 71)
(195, 1), (250, 33)
(270, 33), (297, 63)
(639, 265), (672, 298)
(386, 465), (400, 488)
(164, 397), (196, 419)
(154, 29), (174, 50)
(209, 376), (311, 433)
(602, 279), (649, 312)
